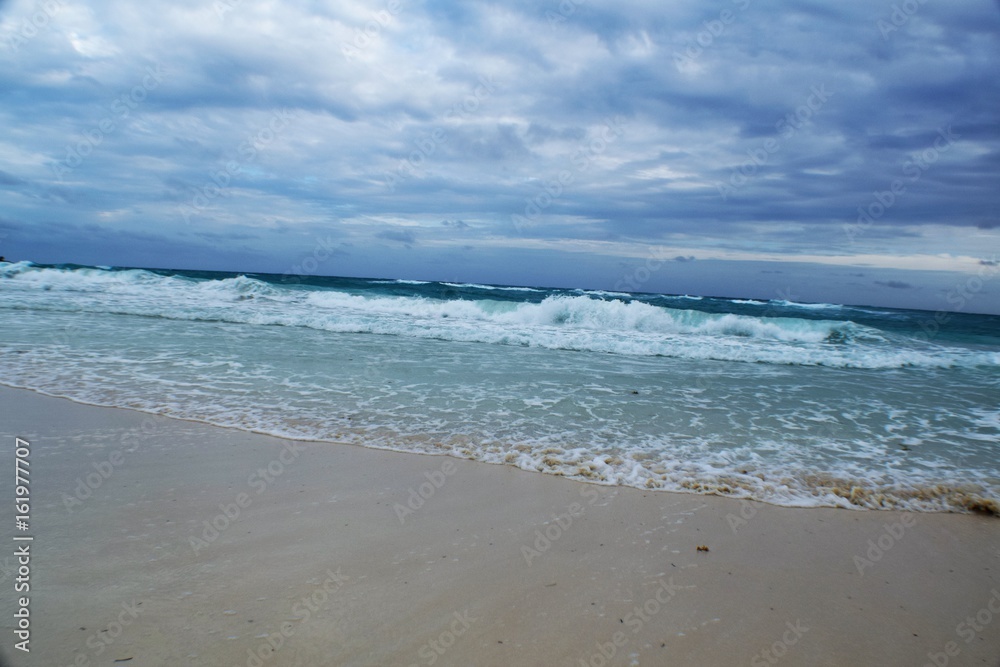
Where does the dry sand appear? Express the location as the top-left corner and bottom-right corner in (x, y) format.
(1, 385), (998, 666)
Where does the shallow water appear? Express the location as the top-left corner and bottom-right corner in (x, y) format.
(2, 262), (998, 512)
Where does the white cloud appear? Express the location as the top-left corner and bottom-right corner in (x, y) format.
(0, 0), (997, 309)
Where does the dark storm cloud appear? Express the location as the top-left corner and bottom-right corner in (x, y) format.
(376, 229), (417, 245)
(0, 169), (25, 186)
(1, 0), (998, 311)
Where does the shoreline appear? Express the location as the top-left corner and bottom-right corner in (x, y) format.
(1, 384), (998, 666)
(1, 382), (995, 518)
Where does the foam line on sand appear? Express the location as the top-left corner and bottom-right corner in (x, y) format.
(0, 386), (997, 666)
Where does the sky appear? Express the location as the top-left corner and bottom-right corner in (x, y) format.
(1, 0), (999, 313)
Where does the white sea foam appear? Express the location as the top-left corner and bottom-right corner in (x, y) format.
(441, 281), (543, 292)
(2, 265), (998, 515)
(576, 289), (633, 298)
(372, 278), (431, 285)
(772, 299), (844, 310)
(1, 264), (996, 370)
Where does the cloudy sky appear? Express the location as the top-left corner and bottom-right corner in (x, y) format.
(1, 0), (999, 312)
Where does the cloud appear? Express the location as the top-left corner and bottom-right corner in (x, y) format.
(376, 229), (417, 246)
(0, 0), (998, 311)
(0, 170), (26, 186)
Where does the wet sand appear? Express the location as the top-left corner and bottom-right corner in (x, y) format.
(1, 385), (998, 666)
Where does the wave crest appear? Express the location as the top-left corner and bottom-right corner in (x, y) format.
(2, 264), (997, 369)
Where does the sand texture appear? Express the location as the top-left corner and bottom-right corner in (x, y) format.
(1, 386), (998, 666)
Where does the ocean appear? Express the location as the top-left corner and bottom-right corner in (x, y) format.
(1, 261), (998, 514)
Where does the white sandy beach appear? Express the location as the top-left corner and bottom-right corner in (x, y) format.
(1, 385), (998, 666)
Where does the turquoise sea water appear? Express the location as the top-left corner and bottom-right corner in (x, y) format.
(1, 262), (998, 513)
